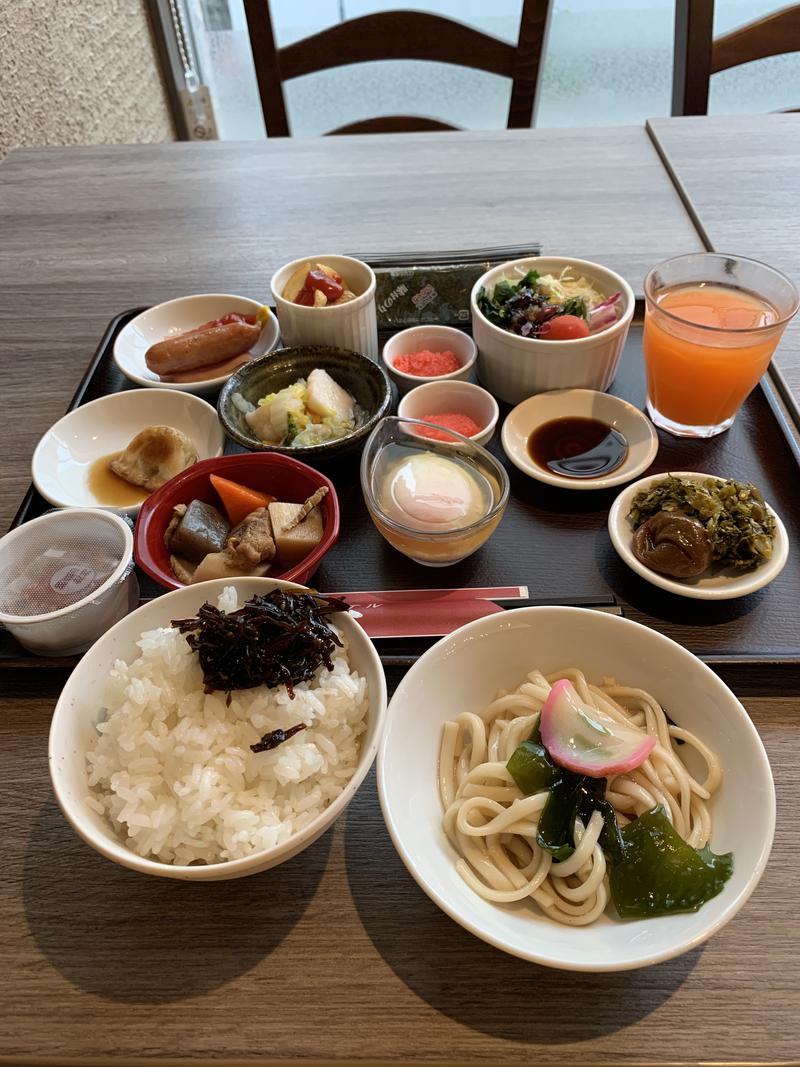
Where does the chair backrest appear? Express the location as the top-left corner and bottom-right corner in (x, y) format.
(672, 1), (800, 115)
(243, 2), (553, 136)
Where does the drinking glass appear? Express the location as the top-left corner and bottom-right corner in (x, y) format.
(643, 253), (799, 438)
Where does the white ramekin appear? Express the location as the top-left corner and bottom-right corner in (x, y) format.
(382, 324), (477, 396)
(397, 380), (499, 446)
(470, 256), (636, 405)
(0, 509), (137, 656)
(271, 254), (378, 360)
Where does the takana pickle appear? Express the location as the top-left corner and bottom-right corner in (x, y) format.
(610, 805), (733, 918)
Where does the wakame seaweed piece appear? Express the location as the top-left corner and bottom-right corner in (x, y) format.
(627, 475), (776, 569)
(609, 805), (733, 919)
(578, 775), (625, 865)
(507, 734), (560, 795)
(172, 590), (349, 697)
(535, 772), (584, 861)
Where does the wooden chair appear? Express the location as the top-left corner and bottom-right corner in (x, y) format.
(672, 1), (800, 115)
(243, 2), (553, 136)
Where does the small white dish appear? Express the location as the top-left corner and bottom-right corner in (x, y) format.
(397, 380), (499, 446)
(382, 325), (477, 396)
(49, 576), (387, 881)
(113, 294), (279, 396)
(501, 388), (659, 490)
(608, 470), (789, 600)
(271, 255), (378, 361)
(470, 256), (635, 405)
(378, 605), (775, 971)
(32, 389), (225, 516)
(0, 509), (137, 656)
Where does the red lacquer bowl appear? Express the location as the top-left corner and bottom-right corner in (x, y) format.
(134, 453), (340, 591)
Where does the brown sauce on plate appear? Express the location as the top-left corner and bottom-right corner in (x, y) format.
(528, 417), (628, 479)
(86, 454), (149, 507)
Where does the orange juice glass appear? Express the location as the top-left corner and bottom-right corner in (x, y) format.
(643, 253), (799, 437)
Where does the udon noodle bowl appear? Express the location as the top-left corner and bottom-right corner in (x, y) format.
(438, 667), (722, 926)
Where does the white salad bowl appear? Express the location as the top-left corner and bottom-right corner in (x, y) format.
(470, 256), (635, 405)
(31, 388), (225, 517)
(378, 606), (775, 971)
(501, 388), (659, 489)
(49, 577), (388, 881)
(113, 294), (279, 396)
(608, 471), (789, 600)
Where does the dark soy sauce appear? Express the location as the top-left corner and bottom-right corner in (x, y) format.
(528, 417), (628, 478)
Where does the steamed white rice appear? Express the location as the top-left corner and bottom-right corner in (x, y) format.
(85, 588), (368, 865)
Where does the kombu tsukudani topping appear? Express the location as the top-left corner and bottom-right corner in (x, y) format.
(172, 589), (349, 697)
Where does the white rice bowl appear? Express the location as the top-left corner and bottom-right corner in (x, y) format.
(49, 577), (386, 880)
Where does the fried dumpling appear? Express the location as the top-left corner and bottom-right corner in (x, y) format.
(110, 426), (197, 492)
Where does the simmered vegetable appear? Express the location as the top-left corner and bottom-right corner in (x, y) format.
(628, 475), (775, 570)
(209, 474), (274, 527)
(610, 806), (733, 918)
(167, 500), (229, 563)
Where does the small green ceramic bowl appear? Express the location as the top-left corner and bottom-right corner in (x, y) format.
(217, 345), (392, 458)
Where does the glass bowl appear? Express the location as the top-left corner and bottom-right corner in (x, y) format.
(360, 416), (509, 567)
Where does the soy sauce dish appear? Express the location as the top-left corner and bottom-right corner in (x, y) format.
(501, 389), (659, 490)
(608, 471), (789, 600)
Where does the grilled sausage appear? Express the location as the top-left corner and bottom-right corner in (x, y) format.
(145, 321), (260, 375)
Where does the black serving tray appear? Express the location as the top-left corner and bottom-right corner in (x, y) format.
(4, 306), (800, 691)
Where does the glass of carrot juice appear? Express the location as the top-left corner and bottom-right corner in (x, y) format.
(643, 253), (798, 437)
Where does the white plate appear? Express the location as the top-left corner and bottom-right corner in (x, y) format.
(378, 606), (775, 971)
(32, 389), (225, 516)
(501, 388), (659, 489)
(608, 471), (789, 600)
(113, 294), (280, 396)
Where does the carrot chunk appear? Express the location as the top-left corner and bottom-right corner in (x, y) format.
(209, 474), (274, 526)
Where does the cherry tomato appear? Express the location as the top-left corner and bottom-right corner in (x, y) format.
(540, 314), (590, 340)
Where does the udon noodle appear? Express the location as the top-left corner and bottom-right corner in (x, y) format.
(438, 667), (722, 926)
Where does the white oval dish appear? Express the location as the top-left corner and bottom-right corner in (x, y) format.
(382, 325), (477, 396)
(470, 256), (635, 405)
(32, 388), (225, 516)
(271, 255), (378, 361)
(113, 294), (279, 395)
(378, 605), (775, 971)
(608, 470), (789, 600)
(49, 576), (388, 881)
(397, 380), (499, 446)
(501, 389), (658, 489)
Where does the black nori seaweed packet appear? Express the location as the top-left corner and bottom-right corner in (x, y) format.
(348, 246), (541, 329)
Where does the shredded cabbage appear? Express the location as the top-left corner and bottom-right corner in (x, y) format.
(537, 268), (607, 310)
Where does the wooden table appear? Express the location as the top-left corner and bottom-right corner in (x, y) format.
(648, 114), (800, 399)
(0, 121), (798, 1067)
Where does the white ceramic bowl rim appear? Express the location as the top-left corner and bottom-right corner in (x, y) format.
(470, 256), (635, 344)
(0, 509), (133, 625)
(378, 605), (776, 971)
(49, 577), (387, 878)
(361, 416), (510, 540)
